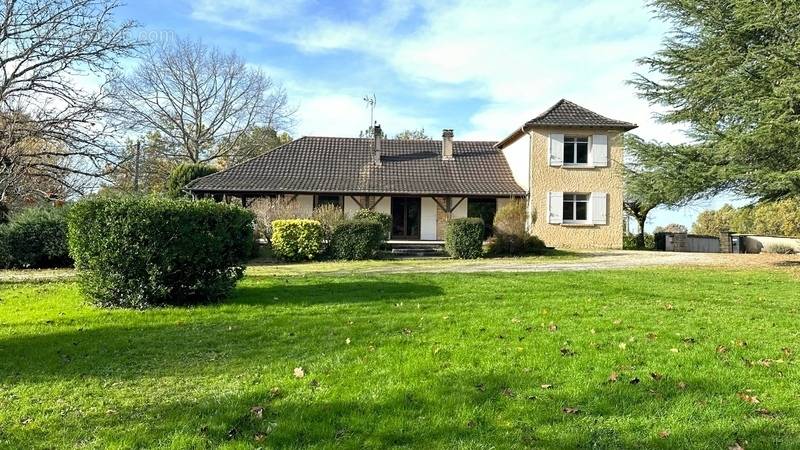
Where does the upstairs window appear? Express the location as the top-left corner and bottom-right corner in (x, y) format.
(563, 193), (589, 222)
(564, 136), (589, 165)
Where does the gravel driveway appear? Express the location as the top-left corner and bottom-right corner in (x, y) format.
(2, 251), (797, 282)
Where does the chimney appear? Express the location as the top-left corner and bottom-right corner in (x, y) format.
(373, 124), (382, 165)
(442, 129), (454, 160)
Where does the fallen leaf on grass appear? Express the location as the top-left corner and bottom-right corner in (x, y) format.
(250, 406), (264, 419)
(650, 372), (663, 381)
(608, 372), (619, 383)
(254, 432), (266, 442)
(613, 319), (622, 325)
(670, 348), (679, 353)
(561, 407), (580, 414)
(756, 408), (774, 417)
(716, 345), (728, 353)
(548, 322), (558, 332)
(541, 384), (553, 389)
(729, 442), (745, 450)
(677, 381), (687, 390)
(293, 367), (305, 378)
(501, 387), (515, 398)
(738, 392), (760, 404)
(659, 430), (670, 438)
(345, 338), (351, 345)
(227, 427), (239, 440)
(664, 304), (674, 310)
(618, 342), (627, 350)
(270, 387), (281, 398)
(782, 347), (792, 357)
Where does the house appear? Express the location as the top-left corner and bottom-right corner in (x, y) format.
(186, 99), (637, 249)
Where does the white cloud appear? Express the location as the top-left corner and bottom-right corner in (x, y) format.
(190, 0), (308, 31)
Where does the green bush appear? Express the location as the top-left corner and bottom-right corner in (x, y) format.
(329, 219), (385, 260)
(167, 163), (218, 198)
(445, 218), (484, 259)
(67, 196), (254, 308)
(271, 219), (323, 261)
(353, 209), (392, 238)
(484, 234), (547, 256)
(2, 207), (71, 268)
(623, 232), (656, 250)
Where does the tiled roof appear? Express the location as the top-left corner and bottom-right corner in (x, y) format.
(186, 136), (526, 197)
(494, 99), (637, 149)
(525, 99), (637, 129)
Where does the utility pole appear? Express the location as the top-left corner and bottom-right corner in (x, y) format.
(133, 139), (141, 193)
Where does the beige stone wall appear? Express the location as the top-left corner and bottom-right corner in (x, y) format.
(528, 128), (624, 249)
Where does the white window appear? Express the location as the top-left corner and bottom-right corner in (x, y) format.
(563, 193), (589, 223)
(564, 136), (589, 165)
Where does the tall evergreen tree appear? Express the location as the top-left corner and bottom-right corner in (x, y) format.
(630, 0), (800, 201)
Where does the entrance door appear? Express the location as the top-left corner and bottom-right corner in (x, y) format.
(391, 197), (421, 240)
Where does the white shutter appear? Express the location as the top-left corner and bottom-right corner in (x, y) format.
(591, 134), (608, 167)
(548, 192), (563, 224)
(591, 192), (607, 225)
(549, 133), (564, 166)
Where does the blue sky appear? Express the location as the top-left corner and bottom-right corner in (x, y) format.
(115, 0), (748, 231)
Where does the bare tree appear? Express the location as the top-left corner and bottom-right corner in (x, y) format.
(0, 0), (139, 207)
(110, 37), (295, 164)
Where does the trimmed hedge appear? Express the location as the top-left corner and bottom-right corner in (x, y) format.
(1, 207), (71, 268)
(271, 219), (323, 261)
(67, 196), (254, 308)
(330, 219), (384, 260)
(353, 209), (392, 238)
(445, 218), (484, 259)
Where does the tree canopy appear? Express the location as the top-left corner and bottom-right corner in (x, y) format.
(692, 199), (800, 237)
(630, 0), (800, 201)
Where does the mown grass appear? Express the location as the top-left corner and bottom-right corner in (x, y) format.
(1, 269), (798, 449)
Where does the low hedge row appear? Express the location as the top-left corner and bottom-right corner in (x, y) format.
(68, 196), (254, 308)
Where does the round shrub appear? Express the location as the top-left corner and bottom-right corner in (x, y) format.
(271, 219), (323, 261)
(3, 207), (71, 268)
(330, 219), (384, 260)
(445, 218), (484, 259)
(353, 209), (392, 238)
(67, 196), (254, 308)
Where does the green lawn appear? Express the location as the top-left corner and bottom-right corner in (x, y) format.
(1, 269), (798, 449)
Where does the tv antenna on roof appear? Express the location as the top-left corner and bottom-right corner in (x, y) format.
(363, 93), (376, 136)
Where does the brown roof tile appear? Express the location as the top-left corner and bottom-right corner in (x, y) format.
(186, 136), (526, 197)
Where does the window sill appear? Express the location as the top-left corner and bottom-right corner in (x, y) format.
(561, 164), (594, 169)
(560, 222), (595, 227)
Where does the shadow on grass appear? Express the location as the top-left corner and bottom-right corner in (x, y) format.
(0, 279), (443, 382)
(7, 370), (792, 449)
(229, 280), (443, 306)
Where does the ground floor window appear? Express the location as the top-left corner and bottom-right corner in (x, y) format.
(314, 194), (343, 209)
(467, 198), (497, 239)
(563, 193), (589, 222)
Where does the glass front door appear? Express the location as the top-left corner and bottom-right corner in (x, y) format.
(391, 197), (421, 240)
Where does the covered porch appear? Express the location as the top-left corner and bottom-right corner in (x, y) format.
(192, 191), (518, 241)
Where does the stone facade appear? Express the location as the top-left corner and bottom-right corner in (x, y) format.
(528, 128), (625, 249)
